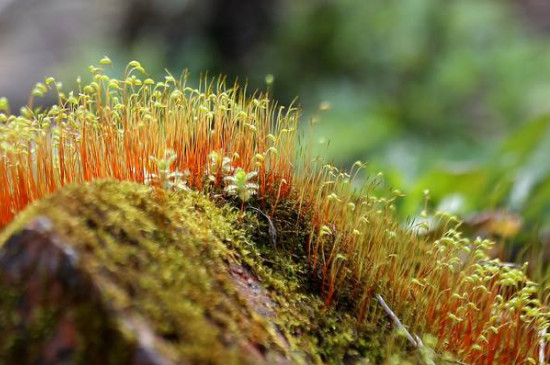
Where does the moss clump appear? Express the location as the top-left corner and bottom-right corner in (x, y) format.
(0, 180), (390, 364)
(0, 180), (289, 364)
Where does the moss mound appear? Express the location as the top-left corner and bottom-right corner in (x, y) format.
(0, 180), (387, 364)
(0, 181), (283, 364)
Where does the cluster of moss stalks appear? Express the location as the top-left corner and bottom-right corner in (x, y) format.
(0, 59), (548, 363)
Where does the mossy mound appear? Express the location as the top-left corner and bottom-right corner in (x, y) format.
(0, 181), (385, 364)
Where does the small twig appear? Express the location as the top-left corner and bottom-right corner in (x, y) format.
(247, 206), (277, 246)
(376, 294), (419, 348)
(540, 327), (547, 365)
(414, 334), (424, 348)
(376, 294), (441, 365)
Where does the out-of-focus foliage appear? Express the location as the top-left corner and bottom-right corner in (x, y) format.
(394, 116), (550, 254)
(400, 116), (550, 220)
(263, 0), (550, 163)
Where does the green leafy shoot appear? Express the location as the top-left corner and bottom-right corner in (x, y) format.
(145, 149), (190, 191)
(224, 168), (259, 205)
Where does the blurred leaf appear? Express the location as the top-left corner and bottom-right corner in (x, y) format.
(500, 115), (550, 167)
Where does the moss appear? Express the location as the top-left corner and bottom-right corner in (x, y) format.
(234, 199), (387, 364)
(0, 181), (287, 364)
(0, 180), (388, 364)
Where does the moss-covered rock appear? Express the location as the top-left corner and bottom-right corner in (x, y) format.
(0, 181), (384, 364)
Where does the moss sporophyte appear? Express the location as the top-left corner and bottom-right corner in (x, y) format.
(0, 59), (548, 364)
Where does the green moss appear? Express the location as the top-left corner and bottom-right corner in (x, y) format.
(0, 181), (285, 364)
(0, 180), (388, 364)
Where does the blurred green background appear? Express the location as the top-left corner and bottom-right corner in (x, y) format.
(2, 0), (550, 269)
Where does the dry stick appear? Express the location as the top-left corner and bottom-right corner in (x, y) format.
(247, 206), (277, 246)
(376, 294), (419, 348)
(376, 294), (439, 365)
(376, 294), (472, 365)
(540, 327), (547, 365)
